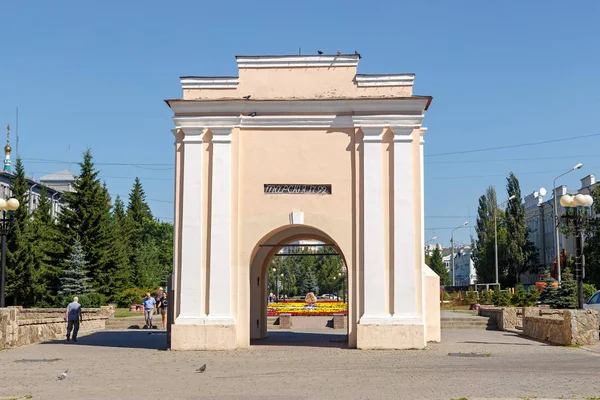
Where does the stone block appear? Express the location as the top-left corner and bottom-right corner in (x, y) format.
(564, 309), (599, 345)
(333, 314), (345, 329)
(279, 313), (292, 329)
(499, 308), (517, 330)
(171, 324), (236, 350)
(357, 323), (425, 350)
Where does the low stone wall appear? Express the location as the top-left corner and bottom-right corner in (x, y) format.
(479, 307), (517, 330)
(479, 306), (598, 346)
(1, 306), (114, 348)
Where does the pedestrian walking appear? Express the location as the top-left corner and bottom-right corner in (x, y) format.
(154, 287), (164, 314)
(65, 296), (82, 342)
(143, 292), (156, 329)
(158, 292), (168, 329)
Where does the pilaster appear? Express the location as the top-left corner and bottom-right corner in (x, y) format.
(207, 127), (235, 324)
(176, 128), (205, 324)
(390, 127), (419, 321)
(360, 127), (389, 322)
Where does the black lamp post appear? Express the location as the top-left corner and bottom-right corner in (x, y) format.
(272, 267), (279, 302)
(0, 197), (21, 308)
(559, 193), (594, 309)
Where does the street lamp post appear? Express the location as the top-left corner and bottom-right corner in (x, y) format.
(341, 264), (347, 303)
(553, 163), (583, 284)
(280, 273), (284, 301)
(494, 195), (516, 286)
(451, 222), (468, 287)
(272, 267), (279, 302)
(0, 197), (21, 308)
(559, 192), (593, 308)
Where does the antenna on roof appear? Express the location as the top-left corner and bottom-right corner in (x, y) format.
(68, 144), (71, 171)
(299, 47), (302, 55)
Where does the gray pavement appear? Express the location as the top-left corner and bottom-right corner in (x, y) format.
(0, 328), (599, 400)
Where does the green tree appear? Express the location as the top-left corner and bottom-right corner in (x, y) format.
(127, 177), (153, 225)
(474, 186), (505, 283)
(429, 247), (451, 286)
(5, 158), (32, 305)
(504, 172), (538, 286)
(59, 238), (93, 296)
(583, 184), (600, 288)
(25, 188), (62, 306)
(108, 195), (132, 293)
(299, 266), (319, 295)
(58, 149), (114, 296)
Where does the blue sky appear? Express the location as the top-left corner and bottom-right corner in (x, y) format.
(1, 1), (599, 248)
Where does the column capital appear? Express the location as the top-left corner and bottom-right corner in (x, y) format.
(389, 126), (413, 143)
(419, 127), (428, 145)
(210, 126), (234, 143)
(180, 128), (206, 144)
(360, 126), (385, 143)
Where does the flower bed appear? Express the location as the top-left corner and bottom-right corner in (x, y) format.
(267, 301), (347, 316)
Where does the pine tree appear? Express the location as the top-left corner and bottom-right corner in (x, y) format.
(429, 247), (451, 286)
(109, 195), (132, 293)
(555, 267), (578, 309)
(127, 177), (153, 227)
(30, 188), (62, 305)
(299, 266), (319, 295)
(6, 158), (32, 305)
(58, 149), (113, 296)
(59, 239), (92, 296)
(504, 172), (538, 286)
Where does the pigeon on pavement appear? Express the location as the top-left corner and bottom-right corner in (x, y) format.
(196, 364), (206, 373)
(57, 369), (68, 380)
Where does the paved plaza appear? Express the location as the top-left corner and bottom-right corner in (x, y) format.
(0, 327), (599, 400)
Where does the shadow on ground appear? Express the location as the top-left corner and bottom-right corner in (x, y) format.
(254, 331), (348, 348)
(40, 330), (168, 350)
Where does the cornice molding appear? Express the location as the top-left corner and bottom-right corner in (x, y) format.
(355, 74), (414, 87)
(236, 55), (359, 68)
(168, 98), (430, 115)
(181, 77), (239, 89)
(353, 114), (424, 128)
(174, 114), (423, 130)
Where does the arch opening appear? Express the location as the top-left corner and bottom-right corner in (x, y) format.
(248, 224), (350, 346)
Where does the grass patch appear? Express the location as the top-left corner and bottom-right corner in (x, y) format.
(1, 396), (33, 400)
(441, 304), (472, 311)
(114, 308), (141, 318)
(565, 343), (582, 348)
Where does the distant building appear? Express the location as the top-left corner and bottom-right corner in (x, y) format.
(524, 174), (598, 283)
(451, 246), (475, 286)
(0, 125), (76, 218)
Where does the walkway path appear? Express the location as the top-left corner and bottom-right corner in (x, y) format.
(0, 328), (599, 399)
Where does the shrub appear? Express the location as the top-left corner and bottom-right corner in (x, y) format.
(78, 292), (107, 308)
(511, 284), (527, 307)
(583, 283), (597, 301)
(479, 289), (492, 305)
(526, 287), (541, 306)
(441, 291), (451, 301)
(491, 288), (512, 307)
(465, 288), (478, 304)
(118, 288), (148, 308)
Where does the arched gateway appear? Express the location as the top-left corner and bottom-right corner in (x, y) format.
(166, 54), (441, 350)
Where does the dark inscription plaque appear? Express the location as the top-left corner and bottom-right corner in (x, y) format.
(264, 184), (332, 195)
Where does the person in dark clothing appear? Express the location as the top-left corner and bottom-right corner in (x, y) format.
(65, 297), (83, 342)
(158, 292), (168, 329)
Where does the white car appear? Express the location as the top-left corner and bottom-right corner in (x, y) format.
(583, 290), (600, 310)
